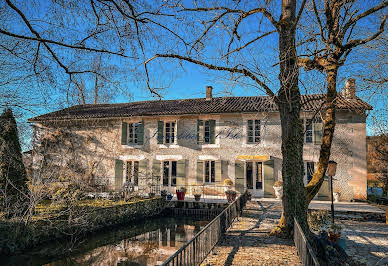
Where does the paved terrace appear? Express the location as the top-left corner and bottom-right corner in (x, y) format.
(203, 201), (301, 265)
(260, 198), (386, 214)
(203, 199), (387, 266)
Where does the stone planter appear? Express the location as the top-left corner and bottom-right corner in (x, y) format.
(334, 192), (340, 203)
(273, 186), (283, 200)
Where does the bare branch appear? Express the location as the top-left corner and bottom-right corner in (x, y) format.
(342, 1), (388, 35)
(343, 15), (387, 50)
(145, 54), (276, 99)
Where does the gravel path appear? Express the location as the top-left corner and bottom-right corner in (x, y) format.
(342, 220), (388, 266)
(203, 201), (301, 266)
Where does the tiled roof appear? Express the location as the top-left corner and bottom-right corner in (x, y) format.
(29, 94), (372, 122)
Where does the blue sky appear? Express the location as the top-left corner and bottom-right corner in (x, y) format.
(0, 0), (386, 149)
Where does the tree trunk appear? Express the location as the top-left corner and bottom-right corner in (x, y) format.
(305, 67), (338, 203)
(270, 0), (308, 237)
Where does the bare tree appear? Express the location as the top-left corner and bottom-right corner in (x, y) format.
(298, 0), (388, 203)
(143, 0), (310, 236)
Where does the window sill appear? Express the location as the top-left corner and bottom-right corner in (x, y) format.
(201, 144), (220, 148)
(242, 142), (261, 147)
(158, 144), (179, 148)
(121, 144), (143, 149)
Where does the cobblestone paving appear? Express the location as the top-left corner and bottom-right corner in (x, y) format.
(342, 220), (388, 266)
(203, 201), (301, 266)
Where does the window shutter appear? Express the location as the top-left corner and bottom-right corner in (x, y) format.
(197, 160), (204, 184)
(121, 122), (127, 145)
(197, 120), (204, 145)
(263, 159), (274, 197)
(152, 159), (161, 183)
(215, 160), (222, 183)
(313, 120), (323, 145)
(136, 122), (144, 145)
(115, 159), (124, 191)
(157, 121), (164, 144)
(176, 159), (186, 187)
(209, 119), (216, 144)
(235, 160), (244, 193)
(138, 159), (148, 186)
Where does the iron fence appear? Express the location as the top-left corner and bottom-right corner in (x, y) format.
(161, 191), (249, 266)
(294, 218), (320, 266)
(158, 184), (232, 201)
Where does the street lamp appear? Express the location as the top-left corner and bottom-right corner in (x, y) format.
(327, 160), (337, 224)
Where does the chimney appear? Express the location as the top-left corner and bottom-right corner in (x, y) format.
(206, 86), (213, 100)
(343, 78), (356, 99)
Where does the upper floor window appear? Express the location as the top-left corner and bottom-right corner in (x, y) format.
(121, 122), (144, 145)
(247, 120), (260, 143)
(126, 161), (139, 186)
(204, 160), (215, 183)
(197, 120), (216, 144)
(301, 118), (323, 144)
(157, 121), (177, 145)
(128, 123), (141, 144)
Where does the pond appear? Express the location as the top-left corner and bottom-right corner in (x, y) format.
(3, 216), (210, 266)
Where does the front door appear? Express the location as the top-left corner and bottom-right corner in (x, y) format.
(246, 161), (264, 197)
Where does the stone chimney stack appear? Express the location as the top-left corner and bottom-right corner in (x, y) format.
(206, 86), (213, 100)
(343, 78), (356, 99)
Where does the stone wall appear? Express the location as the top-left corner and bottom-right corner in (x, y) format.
(0, 198), (166, 255)
(31, 110), (368, 201)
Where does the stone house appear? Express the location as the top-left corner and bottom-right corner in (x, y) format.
(29, 81), (372, 201)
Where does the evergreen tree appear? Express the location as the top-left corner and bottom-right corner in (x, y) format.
(0, 108), (28, 216)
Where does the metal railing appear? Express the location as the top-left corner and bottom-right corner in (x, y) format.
(294, 218), (320, 266)
(162, 191), (249, 266)
(158, 184), (232, 201)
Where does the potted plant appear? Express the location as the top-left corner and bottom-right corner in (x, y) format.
(224, 178), (234, 190)
(225, 190), (237, 203)
(273, 181), (283, 200)
(160, 190), (168, 200)
(176, 187), (186, 201)
(166, 193), (173, 201)
(192, 187), (202, 202)
(328, 223), (342, 243)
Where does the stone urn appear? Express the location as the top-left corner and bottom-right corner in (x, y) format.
(333, 192), (340, 203)
(273, 186), (283, 200)
(273, 181), (283, 200)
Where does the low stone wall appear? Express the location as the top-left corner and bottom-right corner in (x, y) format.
(0, 197), (166, 256)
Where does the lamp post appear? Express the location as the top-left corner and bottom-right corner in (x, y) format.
(327, 160), (337, 224)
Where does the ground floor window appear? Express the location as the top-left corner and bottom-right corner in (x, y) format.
(305, 161), (315, 185)
(204, 160), (215, 183)
(163, 161), (177, 187)
(126, 161), (139, 186)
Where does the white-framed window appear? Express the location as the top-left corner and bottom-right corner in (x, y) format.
(162, 161), (177, 187)
(301, 117), (323, 144)
(302, 119), (313, 143)
(126, 161), (139, 186)
(197, 120), (216, 144)
(128, 122), (141, 144)
(204, 120), (211, 144)
(304, 161), (315, 185)
(165, 122), (176, 144)
(204, 160), (215, 183)
(247, 120), (261, 143)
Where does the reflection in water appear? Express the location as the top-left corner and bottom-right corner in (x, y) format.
(4, 217), (208, 266)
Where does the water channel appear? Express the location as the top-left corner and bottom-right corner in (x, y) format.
(3, 216), (210, 266)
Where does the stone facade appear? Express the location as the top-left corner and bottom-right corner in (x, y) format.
(30, 108), (368, 201)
